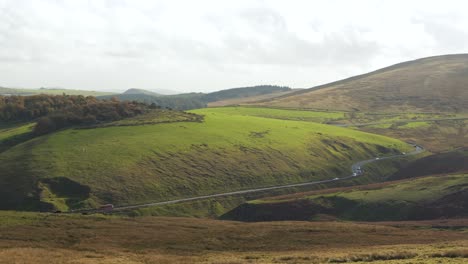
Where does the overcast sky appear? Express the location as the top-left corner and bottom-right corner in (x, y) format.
(1, 0), (468, 93)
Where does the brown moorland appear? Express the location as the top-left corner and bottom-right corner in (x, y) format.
(0, 211), (467, 263)
(257, 54), (468, 113)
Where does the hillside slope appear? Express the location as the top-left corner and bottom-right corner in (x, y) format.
(123, 88), (162, 96)
(207, 90), (298, 107)
(203, 85), (290, 102)
(1, 211), (467, 264)
(223, 173), (468, 221)
(0, 108), (410, 211)
(389, 148), (468, 180)
(260, 54), (468, 112)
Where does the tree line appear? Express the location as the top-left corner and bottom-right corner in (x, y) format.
(0, 94), (157, 135)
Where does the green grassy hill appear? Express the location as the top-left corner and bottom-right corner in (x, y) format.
(0, 123), (34, 152)
(0, 107), (411, 212)
(201, 106), (345, 123)
(258, 54), (468, 112)
(223, 173), (468, 221)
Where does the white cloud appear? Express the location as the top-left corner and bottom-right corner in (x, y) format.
(0, 0), (467, 92)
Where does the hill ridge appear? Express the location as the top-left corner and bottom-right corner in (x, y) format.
(257, 54), (468, 112)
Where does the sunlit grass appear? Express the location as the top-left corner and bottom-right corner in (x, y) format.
(0, 108), (410, 211)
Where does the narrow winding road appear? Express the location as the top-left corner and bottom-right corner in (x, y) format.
(96, 144), (424, 213)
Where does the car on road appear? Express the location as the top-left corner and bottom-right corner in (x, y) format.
(333, 177), (339, 180)
(376, 157), (380, 160)
(352, 172), (357, 176)
(98, 204), (114, 212)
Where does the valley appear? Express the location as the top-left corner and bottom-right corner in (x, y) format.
(0, 106), (411, 213)
(1, 53), (467, 263)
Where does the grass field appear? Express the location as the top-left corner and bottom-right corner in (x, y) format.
(0, 107), (411, 212)
(202, 106), (345, 123)
(91, 109), (203, 127)
(193, 107), (468, 152)
(359, 119), (468, 152)
(336, 174), (467, 203)
(224, 173), (468, 222)
(0, 122), (34, 153)
(0, 123), (33, 143)
(0, 211), (467, 263)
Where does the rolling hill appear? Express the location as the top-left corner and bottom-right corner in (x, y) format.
(0, 107), (411, 212)
(223, 173), (468, 222)
(258, 54), (468, 112)
(2, 85), (292, 110)
(202, 85), (291, 102)
(207, 89), (298, 107)
(389, 148), (468, 180)
(100, 85), (292, 110)
(122, 88), (162, 96)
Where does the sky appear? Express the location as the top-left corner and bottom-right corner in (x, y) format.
(1, 0), (468, 93)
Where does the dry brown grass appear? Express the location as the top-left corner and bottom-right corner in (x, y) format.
(360, 120), (468, 152)
(207, 90), (297, 107)
(259, 54), (468, 113)
(0, 212), (467, 263)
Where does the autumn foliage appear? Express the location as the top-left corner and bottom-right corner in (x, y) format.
(0, 94), (155, 134)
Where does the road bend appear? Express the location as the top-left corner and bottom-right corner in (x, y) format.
(76, 144), (423, 213)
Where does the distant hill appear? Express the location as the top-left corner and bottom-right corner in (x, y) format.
(203, 85), (291, 102)
(207, 89), (298, 107)
(124, 88), (181, 95)
(98, 93), (207, 110)
(0, 87), (113, 97)
(2, 85), (292, 110)
(152, 88), (181, 95)
(103, 85), (292, 110)
(123, 88), (162, 96)
(259, 54), (468, 112)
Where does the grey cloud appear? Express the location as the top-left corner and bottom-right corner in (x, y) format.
(416, 16), (468, 50)
(209, 10), (380, 68)
(0, 0), (467, 92)
(238, 7), (287, 31)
